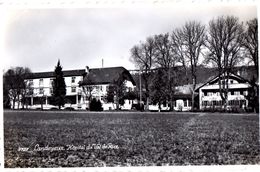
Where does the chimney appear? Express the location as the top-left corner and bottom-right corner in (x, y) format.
(85, 66), (89, 74)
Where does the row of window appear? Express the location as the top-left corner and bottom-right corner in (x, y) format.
(173, 100), (192, 107)
(202, 100), (246, 106)
(204, 90), (248, 96)
(32, 87), (77, 95)
(29, 76), (77, 86)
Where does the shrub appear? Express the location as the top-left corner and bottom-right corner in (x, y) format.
(89, 98), (103, 111)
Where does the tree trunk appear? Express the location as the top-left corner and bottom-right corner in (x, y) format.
(17, 95), (20, 109)
(146, 97), (149, 111)
(191, 91), (195, 111)
(12, 97), (16, 109)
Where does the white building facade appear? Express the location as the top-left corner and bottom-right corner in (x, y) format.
(21, 70), (87, 110)
(197, 73), (251, 110)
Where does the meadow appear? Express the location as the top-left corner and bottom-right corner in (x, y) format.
(4, 111), (260, 167)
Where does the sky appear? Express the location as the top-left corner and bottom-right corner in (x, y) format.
(1, 5), (257, 73)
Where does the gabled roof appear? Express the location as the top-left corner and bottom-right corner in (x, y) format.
(195, 72), (250, 92)
(25, 69), (86, 79)
(80, 67), (136, 86)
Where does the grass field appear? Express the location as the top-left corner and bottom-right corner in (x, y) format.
(4, 111), (260, 167)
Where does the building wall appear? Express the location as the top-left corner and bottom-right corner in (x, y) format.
(10, 75), (85, 109)
(199, 78), (250, 110)
(82, 80), (136, 110)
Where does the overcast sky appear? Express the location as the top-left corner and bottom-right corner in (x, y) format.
(1, 5), (257, 72)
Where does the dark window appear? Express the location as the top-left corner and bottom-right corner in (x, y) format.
(29, 88), (34, 95)
(71, 76), (76, 83)
(71, 87), (76, 93)
(39, 79), (43, 86)
(29, 79), (33, 86)
(50, 88), (53, 94)
(184, 100), (187, 107)
(39, 88), (44, 94)
(188, 100), (192, 107)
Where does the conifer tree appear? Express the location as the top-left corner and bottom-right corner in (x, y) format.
(51, 60), (66, 109)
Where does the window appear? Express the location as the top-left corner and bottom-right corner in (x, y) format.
(207, 92), (213, 96)
(50, 88), (53, 94)
(29, 79), (33, 86)
(230, 80), (234, 84)
(202, 101), (208, 106)
(50, 79), (54, 86)
(234, 91), (240, 95)
(188, 100), (192, 107)
(29, 88), (34, 95)
(184, 100), (187, 107)
(39, 79), (43, 86)
(71, 87), (76, 93)
(39, 88), (44, 94)
(243, 91), (248, 96)
(174, 101), (176, 107)
(71, 76), (76, 83)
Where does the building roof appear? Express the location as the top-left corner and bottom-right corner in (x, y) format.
(80, 67), (136, 86)
(25, 69), (86, 79)
(195, 72), (251, 92)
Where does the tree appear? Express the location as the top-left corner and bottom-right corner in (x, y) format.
(3, 76), (11, 109)
(106, 85), (116, 103)
(172, 21), (206, 110)
(246, 77), (259, 113)
(130, 37), (156, 110)
(3, 67), (32, 109)
(154, 33), (178, 110)
(150, 69), (168, 111)
(242, 18), (258, 76)
(51, 60), (66, 109)
(114, 80), (127, 110)
(89, 98), (103, 111)
(205, 16), (244, 110)
(20, 79), (33, 109)
(105, 81), (127, 110)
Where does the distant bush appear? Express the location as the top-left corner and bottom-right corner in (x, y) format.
(131, 103), (144, 111)
(64, 107), (75, 111)
(89, 98), (103, 111)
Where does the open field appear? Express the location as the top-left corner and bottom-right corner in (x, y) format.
(4, 111), (260, 167)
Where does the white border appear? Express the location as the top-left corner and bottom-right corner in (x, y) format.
(0, 0), (259, 172)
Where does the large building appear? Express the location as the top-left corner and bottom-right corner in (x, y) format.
(22, 69), (86, 110)
(195, 72), (253, 110)
(10, 66), (136, 110)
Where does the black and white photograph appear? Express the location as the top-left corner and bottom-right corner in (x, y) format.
(1, 1), (259, 171)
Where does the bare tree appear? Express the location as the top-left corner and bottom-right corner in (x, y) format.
(242, 18), (258, 75)
(4, 67), (32, 109)
(154, 33), (178, 110)
(130, 37), (156, 110)
(171, 28), (189, 83)
(205, 16), (244, 110)
(172, 21), (206, 110)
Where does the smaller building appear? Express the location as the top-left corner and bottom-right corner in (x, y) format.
(79, 66), (136, 110)
(195, 72), (252, 111)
